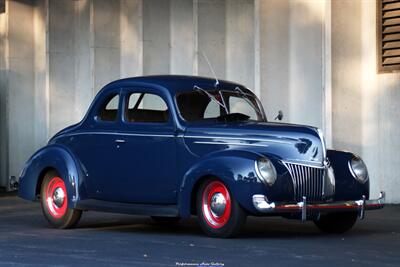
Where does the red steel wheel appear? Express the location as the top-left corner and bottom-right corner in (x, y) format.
(40, 170), (82, 229)
(197, 178), (247, 238)
(202, 181), (231, 229)
(44, 176), (67, 219)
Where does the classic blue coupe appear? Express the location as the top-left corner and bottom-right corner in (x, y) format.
(18, 75), (384, 237)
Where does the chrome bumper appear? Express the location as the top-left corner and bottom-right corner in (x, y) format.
(252, 191), (385, 220)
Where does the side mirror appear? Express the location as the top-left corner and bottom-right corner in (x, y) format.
(274, 110), (283, 121)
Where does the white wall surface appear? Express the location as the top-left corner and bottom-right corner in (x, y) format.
(332, 0), (400, 203)
(0, 0), (397, 203)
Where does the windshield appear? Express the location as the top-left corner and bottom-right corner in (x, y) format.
(176, 88), (267, 122)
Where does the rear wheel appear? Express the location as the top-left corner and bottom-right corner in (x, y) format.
(314, 212), (358, 234)
(196, 179), (246, 238)
(40, 170), (82, 229)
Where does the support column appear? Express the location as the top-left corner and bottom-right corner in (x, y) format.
(197, 0), (225, 78)
(170, 0), (195, 75)
(143, 0), (170, 75)
(226, 0), (255, 89)
(120, 0), (143, 78)
(92, 0), (121, 93)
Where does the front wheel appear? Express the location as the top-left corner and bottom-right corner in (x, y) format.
(40, 170), (82, 229)
(313, 212), (358, 234)
(196, 179), (247, 238)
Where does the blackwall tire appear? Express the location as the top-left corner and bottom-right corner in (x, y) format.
(196, 179), (247, 238)
(313, 212), (358, 234)
(40, 170), (82, 229)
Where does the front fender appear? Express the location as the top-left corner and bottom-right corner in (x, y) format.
(178, 149), (273, 218)
(18, 144), (86, 209)
(328, 149), (370, 201)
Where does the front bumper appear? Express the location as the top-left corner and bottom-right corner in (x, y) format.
(252, 191), (385, 220)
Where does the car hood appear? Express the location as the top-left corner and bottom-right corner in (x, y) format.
(183, 121), (326, 165)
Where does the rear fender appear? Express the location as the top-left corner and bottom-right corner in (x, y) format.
(18, 144), (85, 208)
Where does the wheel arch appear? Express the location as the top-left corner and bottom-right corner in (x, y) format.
(35, 167), (58, 197)
(18, 144), (86, 209)
(189, 174), (215, 215)
(178, 149), (268, 218)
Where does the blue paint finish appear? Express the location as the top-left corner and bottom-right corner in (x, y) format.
(18, 75), (374, 219)
(327, 150), (370, 200)
(18, 144), (85, 208)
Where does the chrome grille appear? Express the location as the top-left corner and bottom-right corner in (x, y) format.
(285, 162), (325, 202)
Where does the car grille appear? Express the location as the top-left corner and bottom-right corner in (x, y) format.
(284, 162), (325, 202)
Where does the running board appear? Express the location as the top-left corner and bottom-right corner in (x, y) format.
(76, 199), (179, 217)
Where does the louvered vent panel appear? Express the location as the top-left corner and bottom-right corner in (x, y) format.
(378, 0), (400, 72)
(0, 0), (4, 14)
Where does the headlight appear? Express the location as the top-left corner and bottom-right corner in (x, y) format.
(349, 156), (368, 184)
(255, 158), (277, 186)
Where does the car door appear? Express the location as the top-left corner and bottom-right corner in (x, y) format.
(102, 87), (178, 204)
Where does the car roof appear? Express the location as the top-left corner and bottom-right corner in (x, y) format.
(101, 75), (247, 95)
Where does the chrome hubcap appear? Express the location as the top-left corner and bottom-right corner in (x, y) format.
(210, 192), (226, 217)
(52, 187), (65, 208)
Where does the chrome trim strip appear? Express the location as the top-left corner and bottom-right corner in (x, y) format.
(194, 141), (268, 147)
(61, 132), (175, 138)
(184, 135), (292, 144)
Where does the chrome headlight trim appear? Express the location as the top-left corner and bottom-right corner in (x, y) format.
(348, 155), (369, 184)
(255, 157), (277, 186)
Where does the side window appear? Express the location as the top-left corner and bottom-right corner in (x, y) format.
(126, 93), (169, 123)
(98, 94), (119, 122)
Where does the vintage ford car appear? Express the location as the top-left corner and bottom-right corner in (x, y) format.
(18, 75), (384, 237)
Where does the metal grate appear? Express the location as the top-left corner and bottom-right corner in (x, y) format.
(378, 0), (400, 72)
(284, 162), (325, 203)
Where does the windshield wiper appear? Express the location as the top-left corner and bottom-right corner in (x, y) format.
(194, 85), (229, 114)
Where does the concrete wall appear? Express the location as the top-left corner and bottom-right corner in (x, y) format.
(332, 0), (400, 203)
(258, 0), (324, 127)
(0, 0), (36, 190)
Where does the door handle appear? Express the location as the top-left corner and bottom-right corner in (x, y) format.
(115, 139), (126, 144)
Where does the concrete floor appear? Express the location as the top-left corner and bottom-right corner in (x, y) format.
(0, 196), (399, 267)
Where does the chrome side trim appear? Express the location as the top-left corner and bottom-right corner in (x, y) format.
(194, 141), (268, 147)
(61, 132), (175, 138)
(184, 135), (292, 144)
